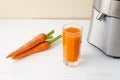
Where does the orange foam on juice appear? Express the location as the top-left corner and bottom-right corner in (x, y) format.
(63, 27), (82, 62)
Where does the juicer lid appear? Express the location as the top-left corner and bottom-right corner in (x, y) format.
(93, 0), (120, 18)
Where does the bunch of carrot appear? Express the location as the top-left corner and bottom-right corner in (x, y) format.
(6, 30), (61, 60)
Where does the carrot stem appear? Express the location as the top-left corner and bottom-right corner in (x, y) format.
(46, 35), (53, 39)
(49, 34), (62, 44)
(46, 30), (54, 39)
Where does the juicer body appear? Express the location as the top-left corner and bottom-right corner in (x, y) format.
(88, 0), (120, 57)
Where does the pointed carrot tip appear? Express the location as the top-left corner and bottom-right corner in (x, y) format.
(11, 57), (16, 60)
(12, 58), (17, 60)
(6, 55), (10, 58)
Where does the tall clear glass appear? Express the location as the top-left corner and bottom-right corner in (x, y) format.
(62, 24), (82, 67)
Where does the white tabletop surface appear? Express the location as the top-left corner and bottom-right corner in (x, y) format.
(0, 19), (120, 80)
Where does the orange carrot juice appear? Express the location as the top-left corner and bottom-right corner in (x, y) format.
(62, 27), (82, 66)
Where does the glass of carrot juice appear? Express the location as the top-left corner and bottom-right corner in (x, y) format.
(62, 24), (82, 67)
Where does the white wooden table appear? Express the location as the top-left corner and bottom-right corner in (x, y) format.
(0, 19), (120, 80)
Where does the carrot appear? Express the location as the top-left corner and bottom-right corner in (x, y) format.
(12, 35), (62, 60)
(6, 30), (54, 58)
(12, 41), (50, 59)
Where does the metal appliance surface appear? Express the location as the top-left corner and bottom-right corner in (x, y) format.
(94, 0), (120, 18)
(88, 0), (120, 57)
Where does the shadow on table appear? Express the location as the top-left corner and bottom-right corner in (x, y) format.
(79, 54), (100, 66)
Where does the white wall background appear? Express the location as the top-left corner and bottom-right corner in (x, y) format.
(0, 0), (93, 19)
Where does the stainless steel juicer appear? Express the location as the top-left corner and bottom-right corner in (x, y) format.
(88, 0), (120, 58)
